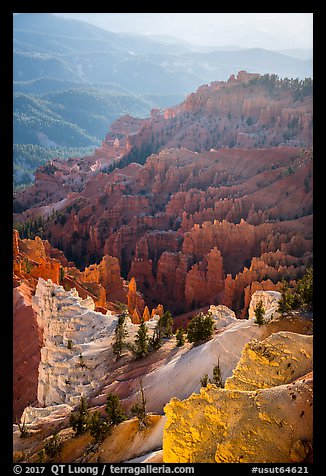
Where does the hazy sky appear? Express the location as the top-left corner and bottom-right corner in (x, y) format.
(55, 13), (313, 51)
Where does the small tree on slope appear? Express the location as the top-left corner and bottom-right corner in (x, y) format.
(131, 379), (148, 430)
(134, 317), (149, 358)
(254, 300), (266, 325)
(212, 359), (224, 388)
(105, 393), (127, 426)
(175, 327), (185, 346)
(112, 311), (129, 360)
(69, 396), (89, 435)
(187, 312), (214, 344)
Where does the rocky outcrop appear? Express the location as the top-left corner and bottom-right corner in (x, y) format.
(163, 377), (313, 463)
(13, 74), (313, 317)
(209, 304), (237, 329)
(20, 404), (72, 427)
(14, 234), (61, 285)
(185, 247), (224, 309)
(80, 254), (126, 305)
(13, 304), (313, 463)
(248, 290), (282, 320)
(88, 415), (166, 463)
(225, 331), (313, 390)
(128, 315), (312, 415)
(13, 230), (147, 312)
(32, 278), (118, 406)
(163, 328), (313, 463)
(127, 277), (145, 320)
(13, 282), (42, 421)
(32, 278), (159, 408)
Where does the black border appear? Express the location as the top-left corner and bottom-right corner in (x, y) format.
(3, 4), (321, 474)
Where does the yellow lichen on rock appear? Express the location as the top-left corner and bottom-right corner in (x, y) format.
(163, 377), (313, 463)
(225, 332), (313, 391)
(163, 389), (219, 463)
(163, 330), (313, 463)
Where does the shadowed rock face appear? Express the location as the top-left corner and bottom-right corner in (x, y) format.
(13, 282), (42, 421)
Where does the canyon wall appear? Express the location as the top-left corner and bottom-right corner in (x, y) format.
(13, 72), (313, 318)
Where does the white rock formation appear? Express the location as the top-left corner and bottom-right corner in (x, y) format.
(32, 278), (157, 408)
(209, 305), (237, 329)
(249, 290), (282, 321)
(21, 404), (72, 426)
(139, 318), (284, 413)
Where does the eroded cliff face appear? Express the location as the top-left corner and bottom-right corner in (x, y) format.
(163, 377), (313, 463)
(14, 147), (312, 317)
(13, 286), (313, 464)
(13, 229), (150, 314)
(13, 73), (313, 317)
(13, 282), (42, 421)
(163, 329), (313, 463)
(248, 290), (282, 321)
(33, 278), (118, 407)
(225, 331), (313, 390)
(13, 231), (106, 308)
(32, 278), (159, 408)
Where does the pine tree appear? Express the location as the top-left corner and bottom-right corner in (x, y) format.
(69, 396), (89, 435)
(131, 379), (148, 429)
(112, 311), (129, 360)
(134, 317), (149, 358)
(36, 449), (46, 463)
(296, 267), (313, 308)
(254, 300), (266, 325)
(200, 374), (209, 387)
(105, 394), (127, 425)
(151, 324), (162, 350)
(187, 312), (214, 344)
(44, 433), (62, 459)
(175, 327), (185, 347)
(87, 411), (110, 440)
(158, 311), (174, 338)
(212, 359), (224, 388)
(17, 416), (29, 438)
(277, 280), (293, 315)
(59, 266), (65, 283)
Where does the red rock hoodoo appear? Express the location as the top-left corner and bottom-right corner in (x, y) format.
(13, 72), (313, 318)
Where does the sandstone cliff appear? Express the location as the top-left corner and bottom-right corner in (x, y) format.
(163, 329), (313, 463)
(13, 282), (42, 421)
(32, 278), (159, 408)
(13, 290), (312, 464)
(163, 376), (312, 463)
(225, 331), (313, 390)
(33, 278), (118, 407)
(13, 73), (312, 319)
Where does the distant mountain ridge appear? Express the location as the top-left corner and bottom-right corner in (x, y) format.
(14, 14), (312, 89)
(13, 14), (313, 188)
